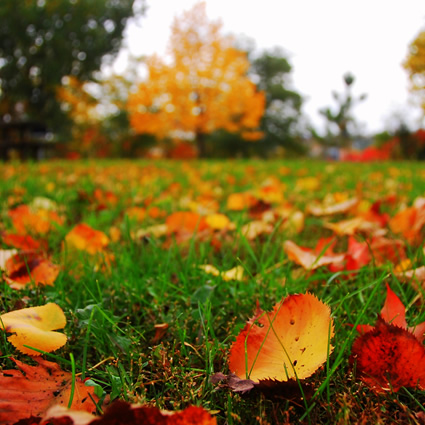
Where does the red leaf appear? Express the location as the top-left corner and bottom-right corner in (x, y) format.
(30, 401), (216, 425)
(1, 233), (44, 251)
(351, 318), (425, 393)
(381, 284), (407, 329)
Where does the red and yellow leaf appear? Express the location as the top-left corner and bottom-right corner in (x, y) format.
(0, 357), (98, 424)
(4, 251), (60, 289)
(228, 293), (334, 382)
(283, 239), (345, 270)
(64, 223), (109, 255)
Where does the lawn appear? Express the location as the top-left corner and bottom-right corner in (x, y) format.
(1, 159), (425, 424)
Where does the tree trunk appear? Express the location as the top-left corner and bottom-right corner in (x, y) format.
(196, 132), (206, 158)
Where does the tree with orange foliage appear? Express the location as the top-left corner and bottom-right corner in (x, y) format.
(404, 29), (425, 114)
(127, 2), (265, 157)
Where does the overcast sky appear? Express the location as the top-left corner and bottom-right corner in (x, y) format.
(114, 0), (425, 135)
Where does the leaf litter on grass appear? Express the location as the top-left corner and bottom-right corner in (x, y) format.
(0, 160), (425, 424)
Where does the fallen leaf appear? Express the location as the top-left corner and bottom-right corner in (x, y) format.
(36, 401), (216, 425)
(0, 249), (18, 269)
(64, 223), (109, 255)
(283, 239), (345, 270)
(4, 251), (60, 290)
(324, 217), (366, 236)
(0, 303), (67, 355)
(369, 236), (406, 266)
(152, 323), (169, 343)
(165, 211), (207, 234)
(226, 192), (257, 211)
(307, 197), (358, 216)
(228, 293), (334, 382)
(221, 265), (244, 281)
(8, 204), (63, 235)
(241, 220), (273, 240)
(205, 213), (235, 230)
(395, 265), (425, 290)
(134, 224), (168, 239)
(351, 285), (425, 392)
(389, 203), (425, 245)
(351, 318), (425, 393)
(199, 265), (244, 281)
(0, 357), (98, 424)
(1, 233), (43, 251)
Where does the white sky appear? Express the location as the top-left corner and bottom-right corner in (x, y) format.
(114, 0), (425, 135)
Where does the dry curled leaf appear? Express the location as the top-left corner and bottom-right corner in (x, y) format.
(228, 293), (334, 382)
(0, 303), (67, 355)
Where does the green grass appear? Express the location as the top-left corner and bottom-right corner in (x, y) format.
(1, 159), (425, 424)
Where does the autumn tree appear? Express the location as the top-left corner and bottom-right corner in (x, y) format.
(0, 0), (141, 137)
(56, 56), (152, 157)
(404, 29), (425, 115)
(127, 2), (265, 157)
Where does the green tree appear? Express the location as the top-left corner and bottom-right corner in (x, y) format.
(0, 0), (141, 136)
(250, 48), (305, 154)
(316, 72), (367, 148)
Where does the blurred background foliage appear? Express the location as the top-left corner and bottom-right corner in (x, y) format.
(1, 1), (425, 160)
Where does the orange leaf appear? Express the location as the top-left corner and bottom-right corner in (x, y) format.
(4, 251), (60, 289)
(0, 303), (67, 355)
(65, 223), (109, 255)
(8, 204), (63, 235)
(0, 357), (98, 424)
(389, 203), (425, 245)
(228, 293), (334, 382)
(226, 192), (257, 211)
(165, 211), (207, 234)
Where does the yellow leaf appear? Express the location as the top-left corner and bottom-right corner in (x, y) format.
(205, 213), (234, 230)
(0, 303), (67, 355)
(199, 264), (244, 281)
(221, 265), (244, 281)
